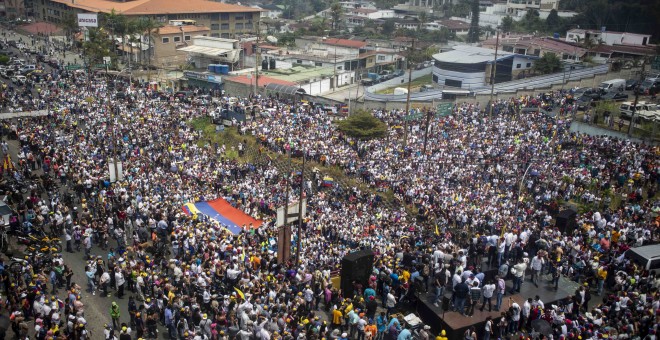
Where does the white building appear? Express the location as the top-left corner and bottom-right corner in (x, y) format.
(431, 45), (536, 89)
(505, 0), (559, 16)
(252, 4), (282, 19)
(178, 36), (241, 69)
(565, 29), (652, 46)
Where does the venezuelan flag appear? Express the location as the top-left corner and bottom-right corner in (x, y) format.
(322, 176), (334, 187)
(181, 198), (262, 235)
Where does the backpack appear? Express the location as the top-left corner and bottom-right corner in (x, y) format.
(422, 264), (430, 276)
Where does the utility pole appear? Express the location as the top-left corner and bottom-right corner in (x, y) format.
(488, 29), (500, 117)
(254, 22), (261, 97)
(278, 130), (293, 264)
(628, 58), (646, 136)
(333, 46), (337, 91)
(422, 107), (432, 156)
(295, 150), (306, 266)
(403, 38), (415, 147)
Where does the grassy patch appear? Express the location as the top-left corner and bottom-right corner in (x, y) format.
(375, 74), (433, 94)
(189, 117), (401, 206)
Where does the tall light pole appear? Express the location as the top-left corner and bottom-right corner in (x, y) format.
(488, 29), (500, 117)
(403, 38), (415, 147)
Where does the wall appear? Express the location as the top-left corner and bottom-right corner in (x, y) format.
(354, 69), (634, 110)
(299, 78), (332, 96)
(433, 67), (486, 89)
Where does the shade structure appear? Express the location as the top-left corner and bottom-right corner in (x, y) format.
(182, 198), (262, 235)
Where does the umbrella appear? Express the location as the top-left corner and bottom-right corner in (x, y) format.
(531, 319), (552, 336)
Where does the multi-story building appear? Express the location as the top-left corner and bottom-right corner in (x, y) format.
(152, 24), (210, 68)
(37, 0), (261, 39)
(505, 0), (558, 15)
(565, 29), (652, 47)
(0, 0), (26, 19)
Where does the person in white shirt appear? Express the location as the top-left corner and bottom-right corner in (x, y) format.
(480, 280), (496, 312)
(522, 298), (532, 332)
(530, 254), (545, 287)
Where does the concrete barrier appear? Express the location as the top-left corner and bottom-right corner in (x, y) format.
(0, 110), (49, 120)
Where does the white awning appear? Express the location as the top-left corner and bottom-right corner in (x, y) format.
(177, 45), (241, 63)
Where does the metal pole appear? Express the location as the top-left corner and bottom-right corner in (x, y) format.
(488, 30), (499, 117)
(295, 150), (306, 266)
(628, 58), (646, 136)
(333, 46), (337, 91)
(422, 108), (432, 156)
(514, 160), (534, 219)
(254, 23), (260, 97)
(403, 38), (415, 147)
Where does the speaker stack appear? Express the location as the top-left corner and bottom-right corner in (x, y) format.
(340, 249), (375, 297)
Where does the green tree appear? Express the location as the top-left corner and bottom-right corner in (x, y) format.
(60, 13), (79, 43)
(330, 2), (344, 33)
(545, 9), (561, 32)
(0, 55), (9, 65)
(83, 28), (115, 66)
(381, 19), (396, 36)
(500, 16), (514, 32)
(533, 52), (562, 74)
(467, 0), (480, 42)
(336, 111), (387, 141)
(520, 9), (544, 32)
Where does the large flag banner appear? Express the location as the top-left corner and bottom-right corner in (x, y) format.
(182, 198), (262, 235)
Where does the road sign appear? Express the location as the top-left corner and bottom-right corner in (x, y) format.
(103, 56), (111, 65)
(66, 64), (82, 70)
(94, 64), (108, 69)
(436, 103), (453, 117)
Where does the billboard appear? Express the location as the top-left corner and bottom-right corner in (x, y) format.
(77, 13), (98, 27)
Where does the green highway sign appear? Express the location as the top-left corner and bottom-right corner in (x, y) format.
(403, 112), (423, 121)
(436, 103), (453, 117)
(95, 64), (108, 69)
(66, 64), (83, 70)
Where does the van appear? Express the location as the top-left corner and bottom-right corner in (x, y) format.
(624, 244), (660, 271)
(619, 101), (642, 118)
(21, 65), (37, 74)
(393, 87), (408, 95)
(598, 78), (625, 92)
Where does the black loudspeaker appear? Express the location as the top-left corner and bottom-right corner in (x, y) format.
(555, 209), (577, 235)
(341, 249), (375, 297)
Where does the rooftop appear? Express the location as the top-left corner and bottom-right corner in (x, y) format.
(225, 75), (296, 87)
(157, 25), (210, 35)
(589, 44), (657, 56)
(432, 45), (515, 64)
(484, 36), (587, 56)
(49, 0), (262, 15)
(259, 66), (336, 83)
(438, 19), (470, 30)
(321, 38), (368, 49)
(567, 28), (651, 37)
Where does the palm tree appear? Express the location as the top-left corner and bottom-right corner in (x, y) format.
(140, 18), (161, 71)
(330, 2), (343, 33)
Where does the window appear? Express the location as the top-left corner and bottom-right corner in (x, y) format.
(211, 23), (219, 30)
(184, 35), (191, 41)
(245, 23), (253, 29)
(235, 23), (244, 30)
(337, 66), (342, 70)
(296, 60), (302, 64)
(221, 33), (230, 38)
(315, 62), (322, 66)
(234, 15), (244, 20)
(378, 55), (386, 61)
(211, 33), (220, 38)
(220, 13), (229, 20)
(516, 63), (521, 69)
(526, 63), (531, 68)
(210, 13), (219, 20)
(600, 53), (609, 58)
(173, 36), (181, 42)
(221, 23), (229, 30)
(162, 37), (170, 43)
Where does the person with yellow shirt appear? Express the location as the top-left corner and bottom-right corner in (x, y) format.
(332, 307), (343, 329)
(401, 269), (411, 284)
(597, 266), (607, 296)
(436, 329), (448, 340)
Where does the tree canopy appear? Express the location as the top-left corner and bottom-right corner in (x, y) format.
(336, 111), (387, 141)
(533, 52), (562, 74)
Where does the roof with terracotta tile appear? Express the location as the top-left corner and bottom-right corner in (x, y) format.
(322, 38), (367, 49)
(50, 0), (262, 15)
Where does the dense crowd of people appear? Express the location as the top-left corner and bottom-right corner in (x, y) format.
(0, 27), (658, 340)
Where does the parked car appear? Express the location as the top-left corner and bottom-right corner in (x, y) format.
(625, 79), (639, 90)
(600, 91), (629, 102)
(637, 79), (660, 95)
(576, 95), (595, 110)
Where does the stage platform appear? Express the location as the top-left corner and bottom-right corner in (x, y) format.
(415, 276), (581, 339)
